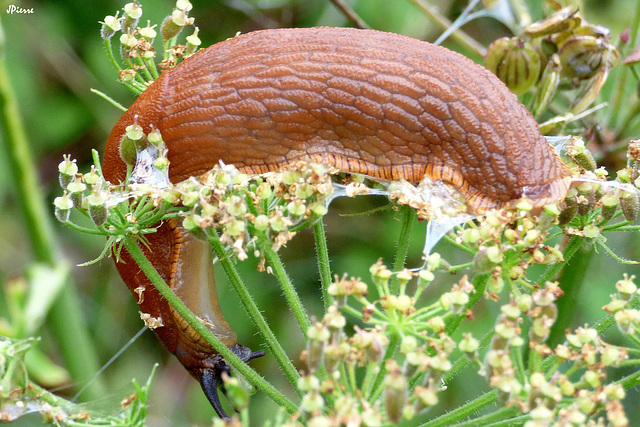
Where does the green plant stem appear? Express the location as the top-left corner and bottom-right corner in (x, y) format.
(390, 206), (416, 295)
(0, 21), (105, 400)
(422, 390), (498, 427)
(260, 239), (311, 336)
(453, 405), (520, 427)
(122, 237), (298, 415)
(207, 232), (301, 392)
(313, 220), (333, 310)
(547, 238), (592, 347)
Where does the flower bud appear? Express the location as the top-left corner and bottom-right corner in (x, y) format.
(87, 191), (108, 226)
(67, 177), (87, 208)
(566, 137), (596, 172)
(384, 360), (407, 424)
(485, 37), (541, 94)
(122, 2), (142, 34)
(176, 0), (193, 11)
(576, 182), (595, 216)
(119, 32), (138, 59)
(600, 193), (619, 221)
(306, 322), (329, 372)
(119, 124), (146, 166)
(83, 166), (102, 191)
(473, 246), (502, 273)
(58, 154), (78, 189)
(54, 192), (74, 222)
(185, 27), (201, 56)
(615, 274), (637, 300)
(139, 22), (157, 42)
(558, 187), (578, 225)
(161, 10), (188, 42)
(459, 333), (479, 357)
(619, 189), (639, 221)
(101, 13), (122, 39)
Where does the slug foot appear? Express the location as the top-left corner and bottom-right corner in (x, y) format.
(198, 344), (266, 420)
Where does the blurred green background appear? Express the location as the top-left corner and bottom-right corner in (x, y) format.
(1, 0), (640, 425)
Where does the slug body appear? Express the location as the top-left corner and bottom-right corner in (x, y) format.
(102, 27), (572, 416)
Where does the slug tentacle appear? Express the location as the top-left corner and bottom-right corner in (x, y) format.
(102, 27), (572, 414)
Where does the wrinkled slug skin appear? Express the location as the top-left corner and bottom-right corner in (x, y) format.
(102, 27), (572, 373)
(104, 27), (572, 212)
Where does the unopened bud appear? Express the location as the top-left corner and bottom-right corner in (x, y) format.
(176, 0), (193, 11)
(576, 182), (596, 216)
(485, 37), (541, 94)
(119, 32), (138, 59)
(161, 10), (187, 42)
(54, 192), (74, 222)
(558, 187), (578, 225)
(384, 360), (407, 424)
(619, 189), (639, 221)
(122, 2), (142, 34)
(473, 246), (502, 273)
(306, 322), (329, 372)
(87, 192), (108, 226)
(185, 27), (201, 55)
(67, 177), (87, 208)
(139, 22), (157, 41)
(119, 123), (146, 166)
(101, 13), (122, 39)
(58, 154), (78, 189)
(600, 193), (619, 221)
(567, 138), (597, 171)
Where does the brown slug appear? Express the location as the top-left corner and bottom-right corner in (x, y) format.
(102, 27), (572, 418)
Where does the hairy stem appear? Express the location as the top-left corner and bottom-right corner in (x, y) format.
(122, 237), (298, 415)
(207, 232), (301, 392)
